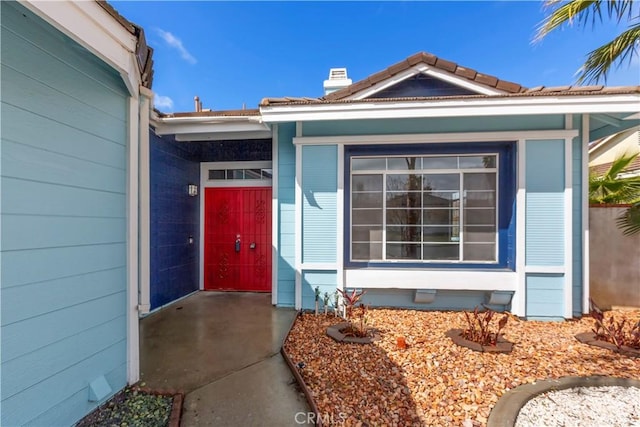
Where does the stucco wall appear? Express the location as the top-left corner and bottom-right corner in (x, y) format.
(590, 206), (640, 309)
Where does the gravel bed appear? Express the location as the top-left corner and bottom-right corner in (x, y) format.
(515, 386), (640, 427)
(284, 309), (640, 427)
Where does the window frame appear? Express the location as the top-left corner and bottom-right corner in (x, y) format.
(344, 142), (516, 270)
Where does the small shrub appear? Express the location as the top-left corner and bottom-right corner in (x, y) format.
(337, 288), (369, 337)
(590, 299), (640, 350)
(462, 306), (509, 346)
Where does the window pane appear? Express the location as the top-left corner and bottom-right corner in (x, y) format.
(386, 174), (422, 191)
(352, 209), (383, 225)
(386, 191), (421, 208)
(464, 208), (495, 225)
(352, 226), (382, 242)
(352, 174), (382, 192)
(423, 174), (459, 191)
(424, 191), (460, 207)
(387, 226), (421, 242)
(352, 242), (382, 260)
(261, 169), (273, 179)
(387, 243), (421, 260)
(459, 155), (496, 169)
(353, 193), (383, 209)
(465, 225), (496, 243)
(227, 169), (244, 179)
(423, 226), (459, 242)
(463, 243), (496, 261)
(463, 173), (496, 191)
(388, 157), (420, 170)
(386, 209), (421, 225)
(244, 169), (262, 179)
(423, 208), (459, 226)
(423, 243), (459, 260)
(209, 169), (225, 180)
(352, 158), (385, 171)
(422, 156), (457, 169)
(465, 191), (496, 207)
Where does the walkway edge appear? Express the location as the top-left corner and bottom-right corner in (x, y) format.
(487, 376), (640, 427)
(281, 311), (324, 427)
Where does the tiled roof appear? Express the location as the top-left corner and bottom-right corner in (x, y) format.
(323, 52), (525, 101)
(260, 51), (640, 106)
(590, 156), (640, 177)
(158, 109), (261, 118)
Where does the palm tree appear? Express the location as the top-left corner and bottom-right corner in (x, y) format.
(590, 152), (640, 235)
(535, 0), (640, 84)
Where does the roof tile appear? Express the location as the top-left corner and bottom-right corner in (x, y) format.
(435, 57), (456, 73)
(454, 67), (477, 80)
(368, 68), (392, 85)
(495, 80), (522, 93)
(474, 73), (499, 87)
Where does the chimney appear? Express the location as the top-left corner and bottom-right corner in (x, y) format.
(323, 68), (352, 95)
(194, 96), (202, 112)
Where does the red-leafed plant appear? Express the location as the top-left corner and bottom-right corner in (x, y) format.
(590, 299), (640, 350)
(337, 288), (369, 337)
(462, 306), (509, 346)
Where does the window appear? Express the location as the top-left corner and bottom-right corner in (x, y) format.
(350, 154), (498, 263)
(208, 168), (273, 181)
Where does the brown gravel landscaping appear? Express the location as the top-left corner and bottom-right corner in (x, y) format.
(283, 309), (640, 426)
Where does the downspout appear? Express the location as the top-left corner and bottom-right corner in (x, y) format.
(138, 86), (152, 315)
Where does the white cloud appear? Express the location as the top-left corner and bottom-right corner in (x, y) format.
(154, 94), (174, 110)
(155, 29), (197, 64)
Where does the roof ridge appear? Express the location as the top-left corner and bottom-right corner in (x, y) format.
(321, 51), (526, 101)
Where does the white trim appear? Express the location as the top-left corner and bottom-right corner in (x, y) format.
(336, 144), (345, 292)
(261, 94), (640, 123)
(138, 88), (151, 315)
(348, 64), (505, 100)
(293, 130), (579, 146)
(300, 263), (337, 270)
(22, 0), (140, 95)
(272, 124), (279, 305)
(294, 123), (303, 309)
(126, 97), (140, 384)
(582, 114), (590, 314)
(564, 118), (574, 318)
(524, 265), (565, 274)
(344, 269), (517, 291)
(174, 130), (272, 142)
(513, 139), (527, 317)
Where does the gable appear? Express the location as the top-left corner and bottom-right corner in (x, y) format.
(368, 73), (477, 98)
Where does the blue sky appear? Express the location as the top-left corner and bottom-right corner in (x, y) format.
(112, 1), (640, 112)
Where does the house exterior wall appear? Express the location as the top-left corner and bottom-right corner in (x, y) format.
(149, 133), (200, 309)
(1, 3), (129, 425)
(274, 114), (585, 318)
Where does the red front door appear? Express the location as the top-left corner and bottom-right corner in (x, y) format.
(204, 187), (272, 291)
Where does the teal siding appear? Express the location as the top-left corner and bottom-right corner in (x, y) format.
(302, 115), (565, 137)
(571, 115), (584, 316)
(525, 139), (565, 266)
(526, 274), (565, 318)
(360, 289), (510, 311)
(302, 145), (337, 263)
(301, 270), (337, 310)
(277, 123), (296, 306)
(1, 3), (129, 426)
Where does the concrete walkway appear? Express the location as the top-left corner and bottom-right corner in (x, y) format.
(140, 292), (310, 426)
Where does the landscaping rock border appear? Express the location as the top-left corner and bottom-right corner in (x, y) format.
(575, 332), (640, 357)
(131, 386), (184, 427)
(446, 328), (514, 353)
(487, 376), (640, 427)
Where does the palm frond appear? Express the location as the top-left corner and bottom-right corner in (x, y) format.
(616, 203), (640, 235)
(589, 153), (640, 204)
(578, 23), (640, 83)
(535, 0), (603, 43)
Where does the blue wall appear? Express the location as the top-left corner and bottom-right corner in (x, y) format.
(150, 133), (200, 309)
(197, 138), (271, 162)
(1, 3), (129, 425)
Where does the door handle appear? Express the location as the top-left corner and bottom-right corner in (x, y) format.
(235, 235), (241, 252)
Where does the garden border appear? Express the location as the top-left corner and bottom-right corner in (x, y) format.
(487, 376), (640, 427)
(281, 311), (324, 427)
(131, 385), (184, 427)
